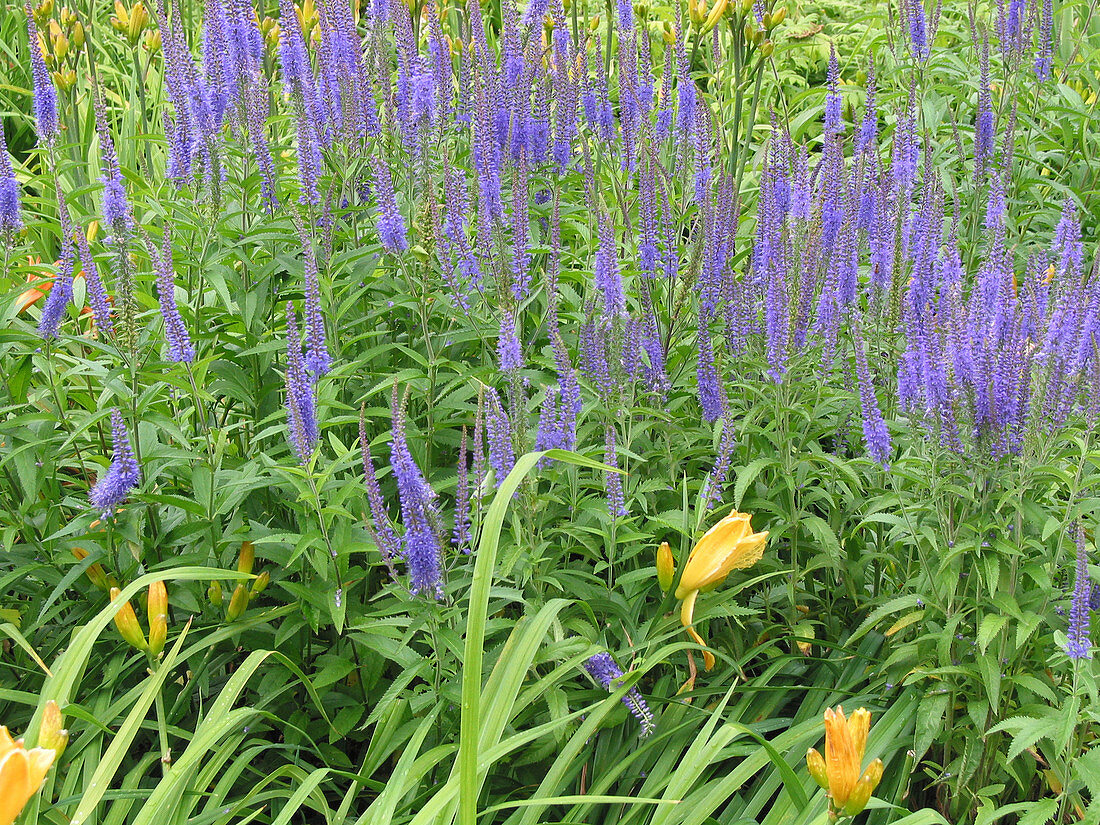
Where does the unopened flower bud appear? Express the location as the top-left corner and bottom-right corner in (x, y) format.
(110, 587), (148, 651)
(128, 2), (148, 42)
(806, 747), (829, 789)
(236, 540), (255, 575)
(70, 20), (85, 49)
(226, 583), (249, 621)
(73, 548), (110, 590)
(656, 541), (675, 592)
(841, 758), (884, 816)
(53, 68), (77, 90)
(39, 700), (69, 756)
(147, 580), (168, 657)
(207, 580), (223, 607)
(760, 39), (774, 58)
(249, 571), (270, 600)
(142, 27), (160, 52)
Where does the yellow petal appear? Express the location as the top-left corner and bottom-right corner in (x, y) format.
(824, 706), (858, 807)
(687, 513), (751, 563)
(0, 749), (33, 825)
(0, 728), (17, 759)
(848, 707), (871, 763)
(680, 590), (715, 671)
(676, 529), (767, 598)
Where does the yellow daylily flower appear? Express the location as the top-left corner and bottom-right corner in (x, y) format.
(806, 706), (884, 819)
(0, 725), (57, 825)
(675, 512), (767, 600)
(673, 511), (767, 672)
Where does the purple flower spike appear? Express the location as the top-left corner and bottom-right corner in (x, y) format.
(0, 122), (22, 233)
(583, 652), (655, 736)
(1066, 524), (1093, 661)
(89, 409), (141, 517)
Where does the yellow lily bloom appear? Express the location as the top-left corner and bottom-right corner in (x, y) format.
(675, 512), (767, 600)
(806, 706), (883, 818)
(0, 726), (57, 825)
(674, 512), (767, 672)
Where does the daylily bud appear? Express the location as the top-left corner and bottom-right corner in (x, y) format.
(111, 1), (129, 32)
(72, 548), (110, 590)
(226, 583), (249, 621)
(110, 587), (148, 651)
(656, 541), (675, 592)
(768, 5), (785, 26)
(142, 27), (160, 52)
(146, 580), (168, 657)
(249, 571), (270, 600)
(70, 20), (85, 49)
(237, 540), (255, 575)
(128, 2), (148, 42)
(60, 6), (77, 27)
(760, 39), (773, 58)
(207, 580), (223, 607)
(661, 23), (676, 45)
(589, 15), (600, 30)
(841, 758), (883, 816)
(806, 747), (828, 789)
(53, 68), (77, 91)
(39, 700), (68, 756)
(701, 0), (728, 33)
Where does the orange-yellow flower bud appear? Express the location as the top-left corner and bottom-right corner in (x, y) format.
(822, 706), (874, 810)
(38, 701), (68, 757)
(806, 747), (828, 789)
(72, 548), (110, 590)
(249, 571), (270, 600)
(226, 583), (249, 622)
(146, 580), (168, 657)
(656, 541), (675, 592)
(237, 540), (255, 575)
(841, 758), (883, 816)
(0, 725), (57, 825)
(208, 581), (223, 607)
(110, 587), (148, 651)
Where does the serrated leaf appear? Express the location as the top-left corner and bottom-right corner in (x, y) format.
(977, 613), (1009, 655)
(733, 457), (776, 509)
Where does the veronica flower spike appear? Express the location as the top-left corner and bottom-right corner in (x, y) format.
(664, 511), (768, 671)
(89, 409), (142, 518)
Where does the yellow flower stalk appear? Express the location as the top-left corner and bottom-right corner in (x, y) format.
(806, 706), (883, 819)
(0, 725), (57, 825)
(673, 511), (767, 672)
